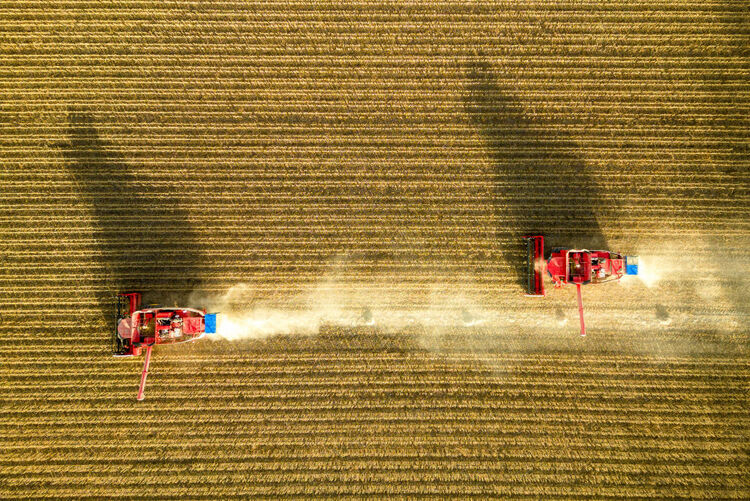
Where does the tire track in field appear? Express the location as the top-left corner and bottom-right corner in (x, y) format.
(55, 109), (203, 333)
(464, 57), (608, 291)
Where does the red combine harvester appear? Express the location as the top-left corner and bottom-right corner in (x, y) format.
(523, 235), (638, 336)
(114, 292), (218, 400)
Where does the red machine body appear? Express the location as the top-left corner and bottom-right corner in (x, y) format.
(114, 292), (217, 400)
(546, 249), (627, 288)
(523, 236), (637, 336)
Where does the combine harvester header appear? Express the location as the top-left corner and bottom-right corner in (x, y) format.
(113, 292), (218, 400)
(523, 235), (638, 336)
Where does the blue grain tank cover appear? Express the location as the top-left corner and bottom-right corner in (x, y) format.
(625, 256), (639, 275)
(204, 313), (218, 334)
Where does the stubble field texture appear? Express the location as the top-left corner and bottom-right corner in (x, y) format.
(1, 0), (749, 499)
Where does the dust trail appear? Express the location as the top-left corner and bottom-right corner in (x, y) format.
(187, 281), (494, 341)
(187, 269), (576, 344)
(187, 261), (500, 341)
(619, 236), (748, 337)
(189, 283), (331, 340)
(184, 241), (746, 359)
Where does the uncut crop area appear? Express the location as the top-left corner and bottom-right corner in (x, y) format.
(1, 0), (748, 499)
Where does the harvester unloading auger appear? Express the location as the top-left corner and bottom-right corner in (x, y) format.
(113, 292), (218, 400)
(523, 236), (639, 336)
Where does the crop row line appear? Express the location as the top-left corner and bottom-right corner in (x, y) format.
(0, 0), (736, 6)
(8, 138), (750, 147)
(8, 365), (738, 377)
(6, 194), (741, 202)
(4, 125), (748, 136)
(2, 15), (746, 24)
(1, 480), (745, 499)
(6, 377), (741, 392)
(0, 294), (516, 303)
(1, 48), (746, 59)
(0, 1), (738, 9)
(3, 367), (745, 382)
(0, 211), (743, 221)
(3, 107), (743, 115)
(3, 92), (746, 102)
(4, 192), (744, 202)
(0, 250), (727, 262)
(4, 436), (745, 452)
(5, 391), (742, 406)
(3, 83), (747, 95)
(2, 416), (742, 433)
(1, 463), (741, 478)
(4, 223), (742, 235)
(6, 147), (744, 156)
(3, 176), (744, 185)
(0, 424), (741, 442)
(2, 376), (745, 392)
(1, 31), (746, 41)
(1, 167), (742, 176)
(1, 353), (740, 366)
(1, 85), (747, 95)
(2, 212), (738, 221)
(3, 419), (742, 436)
(6, 389), (741, 408)
(1, 60), (746, 70)
(4, 85), (748, 95)
(0, 3), (740, 13)
(2, 75), (744, 85)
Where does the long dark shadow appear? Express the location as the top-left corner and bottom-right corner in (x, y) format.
(464, 59), (608, 289)
(58, 108), (202, 324)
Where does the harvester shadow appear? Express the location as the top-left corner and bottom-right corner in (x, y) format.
(57, 108), (202, 325)
(464, 59), (607, 290)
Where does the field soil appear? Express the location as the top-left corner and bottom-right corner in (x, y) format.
(1, 1), (748, 499)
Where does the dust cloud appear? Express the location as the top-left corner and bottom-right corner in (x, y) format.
(187, 280), (496, 341)
(185, 239), (747, 349)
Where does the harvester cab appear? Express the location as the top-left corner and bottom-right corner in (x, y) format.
(522, 236), (638, 336)
(113, 292), (218, 400)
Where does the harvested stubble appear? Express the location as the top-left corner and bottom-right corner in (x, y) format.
(1, 0), (748, 499)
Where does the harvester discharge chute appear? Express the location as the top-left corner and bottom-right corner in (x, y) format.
(522, 236), (638, 336)
(113, 292), (218, 400)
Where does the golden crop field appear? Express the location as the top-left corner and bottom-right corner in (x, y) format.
(1, 0), (748, 498)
